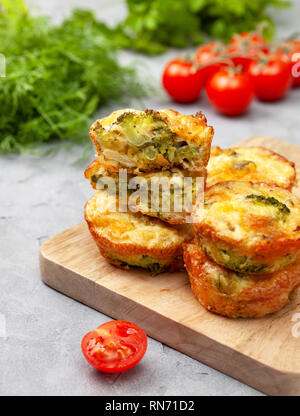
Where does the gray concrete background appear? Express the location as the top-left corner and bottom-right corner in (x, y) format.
(0, 0), (300, 396)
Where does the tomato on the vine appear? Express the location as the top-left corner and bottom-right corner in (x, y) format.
(81, 321), (147, 373)
(276, 40), (300, 87)
(162, 58), (205, 103)
(291, 46), (300, 87)
(227, 32), (269, 71)
(195, 41), (228, 83)
(248, 54), (293, 101)
(206, 67), (255, 116)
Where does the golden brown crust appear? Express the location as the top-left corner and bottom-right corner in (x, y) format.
(192, 181), (300, 271)
(194, 224), (300, 266)
(85, 215), (186, 273)
(207, 146), (296, 190)
(158, 109), (213, 167)
(183, 241), (300, 318)
(85, 212), (185, 261)
(96, 243), (185, 273)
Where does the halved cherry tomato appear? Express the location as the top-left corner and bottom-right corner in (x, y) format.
(162, 58), (205, 103)
(248, 54), (293, 101)
(81, 321), (147, 373)
(206, 67), (254, 117)
(227, 32), (269, 71)
(195, 41), (228, 83)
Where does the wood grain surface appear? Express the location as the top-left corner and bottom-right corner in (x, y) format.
(40, 136), (300, 396)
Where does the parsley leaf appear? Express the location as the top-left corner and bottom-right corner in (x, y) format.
(0, 5), (146, 154)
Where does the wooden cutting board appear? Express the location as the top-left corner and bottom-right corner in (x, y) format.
(39, 136), (300, 396)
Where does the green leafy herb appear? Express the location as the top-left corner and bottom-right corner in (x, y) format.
(0, 3), (146, 154)
(246, 194), (290, 219)
(115, 0), (290, 54)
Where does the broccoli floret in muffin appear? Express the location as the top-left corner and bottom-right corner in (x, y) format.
(100, 110), (174, 151)
(246, 194), (290, 220)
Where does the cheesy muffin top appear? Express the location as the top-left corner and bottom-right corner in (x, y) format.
(207, 146), (296, 190)
(85, 190), (194, 250)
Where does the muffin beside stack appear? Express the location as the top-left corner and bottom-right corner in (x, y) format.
(207, 146), (296, 190)
(84, 108), (214, 275)
(184, 180), (300, 318)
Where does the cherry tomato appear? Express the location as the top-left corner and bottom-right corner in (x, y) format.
(291, 47), (300, 87)
(81, 320), (147, 373)
(248, 54), (293, 101)
(227, 32), (269, 71)
(162, 58), (205, 103)
(206, 67), (254, 117)
(276, 40), (300, 87)
(195, 42), (228, 83)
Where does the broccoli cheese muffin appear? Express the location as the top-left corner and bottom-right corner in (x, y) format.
(207, 146), (296, 189)
(192, 181), (300, 274)
(89, 109), (213, 175)
(183, 241), (300, 318)
(85, 190), (194, 275)
(85, 159), (204, 224)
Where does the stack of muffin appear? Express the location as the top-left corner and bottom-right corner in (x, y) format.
(84, 108), (300, 318)
(84, 108), (213, 275)
(184, 147), (300, 318)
